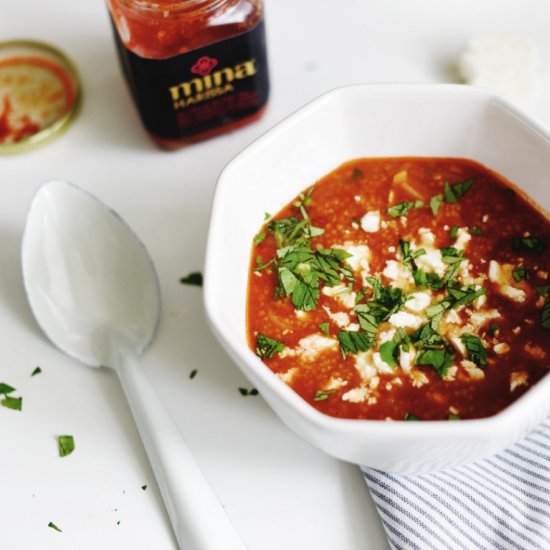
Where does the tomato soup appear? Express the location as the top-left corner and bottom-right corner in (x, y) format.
(246, 158), (550, 421)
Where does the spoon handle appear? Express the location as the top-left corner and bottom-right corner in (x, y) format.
(112, 345), (247, 550)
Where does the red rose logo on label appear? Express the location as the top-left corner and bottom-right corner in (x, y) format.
(191, 56), (218, 77)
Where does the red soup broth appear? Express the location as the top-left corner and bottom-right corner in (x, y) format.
(246, 158), (550, 421)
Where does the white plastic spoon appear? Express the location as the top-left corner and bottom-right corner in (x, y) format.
(21, 180), (246, 550)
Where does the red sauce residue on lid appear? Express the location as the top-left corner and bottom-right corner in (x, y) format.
(0, 55), (77, 144)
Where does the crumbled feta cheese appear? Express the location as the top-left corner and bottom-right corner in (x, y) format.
(418, 228), (436, 247)
(454, 227), (472, 251)
(443, 365), (458, 382)
(322, 284), (357, 309)
(461, 359), (485, 380)
(354, 195), (361, 203)
(444, 309), (462, 325)
(342, 386), (371, 403)
(388, 310), (423, 330)
(360, 211), (381, 233)
(399, 346), (416, 373)
(354, 352), (378, 381)
(322, 306), (350, 328)
(501, 284), (526, 303)
(488, 260), (501, 283)
(372, 352), (396, 373)
(405, 291), (432, 313)
(281, 334), (337, 361)
(278, 368), (298, 383)
(388, 246), (396, 253)
(482, 214), (489, 223)
(510, 371), (529, 392)
(342, 244), (371, 273)
(411, 370), (429, 388)
(378, 329), (397, 344)
(451, 336), (467, 356)
(369, 376), (380, 390)
(324, 377), (348, 391)
(470, 308), (501, 327)
(493, 342), (510, 355)
(416, 248), (447, 277)
(382, 259), (414, 288)
(347, 323), (360, 332)
(295, 310), (307, 319)
(538, 270), (549, 280)
(512, 326), (521, 335)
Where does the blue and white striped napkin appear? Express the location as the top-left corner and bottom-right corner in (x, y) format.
(362, 418), (550, 550)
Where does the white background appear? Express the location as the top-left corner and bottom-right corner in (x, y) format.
(2, 1), (550, 549)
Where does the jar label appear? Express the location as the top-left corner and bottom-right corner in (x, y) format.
(112, 19), (269, 141)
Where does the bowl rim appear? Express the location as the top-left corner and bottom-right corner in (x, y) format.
(205, 82), (550, 437)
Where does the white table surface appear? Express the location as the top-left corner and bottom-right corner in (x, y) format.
(2, 1), (550, 549)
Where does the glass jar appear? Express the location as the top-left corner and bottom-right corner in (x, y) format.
(107, 0), (269, 149)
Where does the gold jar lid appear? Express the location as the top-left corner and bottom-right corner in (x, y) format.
(0, 40), (82, 154)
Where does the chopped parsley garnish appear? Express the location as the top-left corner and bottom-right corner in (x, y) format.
(274, 245), (353, 311)
(450, 225), (460, 239)
(542, 301), (550, 330)
(386, 200), (424, 218)
(411, 324), (455, 378)
(141, 485), (148, 491)
(429, 194), (443, 216)
(255, 334), (285, 359)
(469, 226), (484, 236)
(58, 435), (75, 457)
(353, 277), (405, 345)
(404, 413), (419, 421)
(239, 388), (259, 396)
(426, 284), (485, 329)
(512, 265), (529, 282)
(180, 272), (203, 287)
(31, 367), (42, 376)
(352, 168), (363, 179)
(253, 231), (266, 245)
(1, 395), (22, 411)
(430, 179), (474, 215)
(488, 323), (500, 337)
(511, 236), (546, 253)
(189, 369), (198, 379)
(48, 521), (62, 532)
(319, 322), (330, 336)
(448, 413), (461, 420)
(337, 330), (373, 356)
(399, 240), (426, 273)
(536, 285), (550, 296)
(380, 329), (411, 368)
(314, 390), (333, 401)
(461, 334), (488, 368)
(0, 382), (15, 395)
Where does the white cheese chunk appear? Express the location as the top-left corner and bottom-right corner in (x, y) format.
(354, 352), (378, 381)
(405, 291), (432, 313)
(510, 371), (528, 392)
(281, 334), (337, 361)
(461, 359), (485, 380)
(372, 352), (396, 374)
(360, 211), (381, 233)
(501, 284), (527, 303)
(342, 387), (371, 403)
(418, 228), (436, 247)
(454, 227), (472, 251)
(470, 308), (502, 328)
(322, 306), (350, 328)
(494, 342), (510, 355)
(416, 248), (447, 277)
(388, 310), (423, 330)
(382, 259), (414, 288)
(342, 244), (371, 272)
(324, 376), (348, 391)
(444, 309), (463, 326)
(322, 284), (357, 309)
(399, 346), (416, 373)
(378, 329), (397, 344)
(277, 368), (298, 383)
(411, 370), (429, 388)
(451, 336), (467, 357)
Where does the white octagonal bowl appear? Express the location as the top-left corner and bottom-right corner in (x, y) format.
(204, 83), (550, 474)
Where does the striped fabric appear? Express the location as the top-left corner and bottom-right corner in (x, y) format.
(362, 419), (550, 550)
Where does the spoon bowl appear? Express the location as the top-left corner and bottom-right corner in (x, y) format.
(22, 180), (246, 550)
